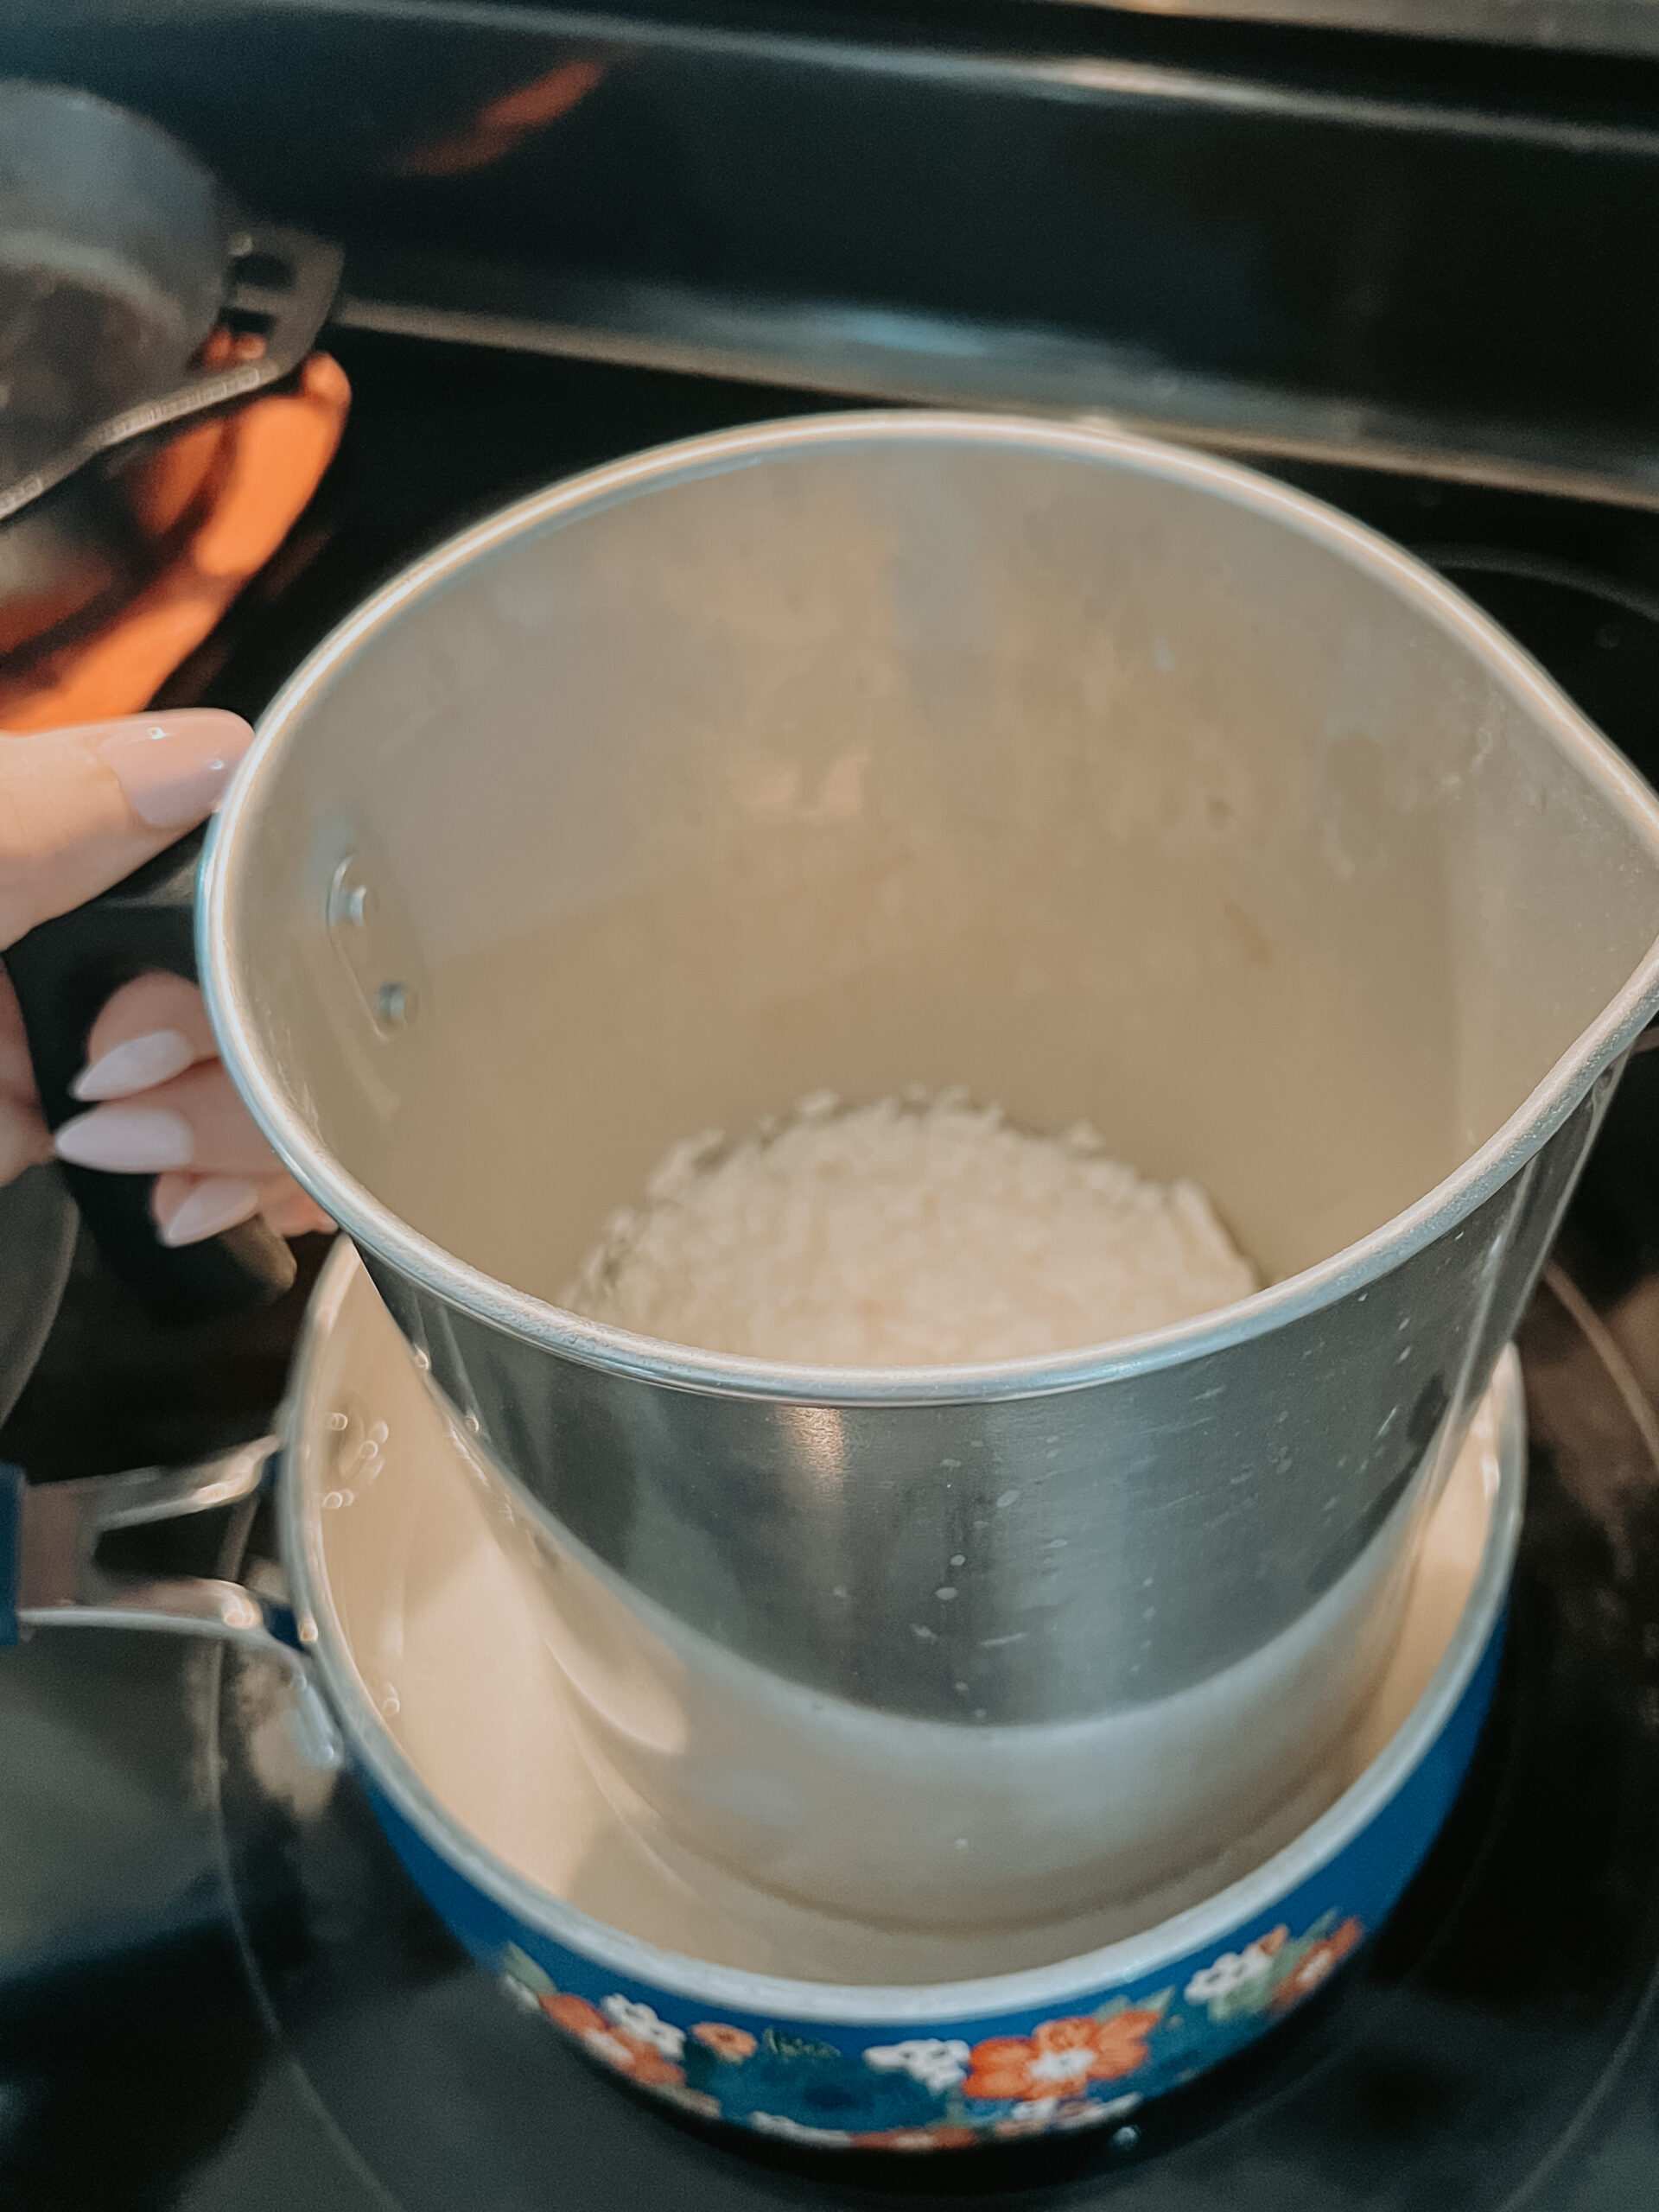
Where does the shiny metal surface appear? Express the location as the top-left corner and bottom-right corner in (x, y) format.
(10, 1433), (343, 1770)
(326, 34), (1659, 512)
(1059, 0), (1659, 60)
(275, 1239), (1525, 2013)
(336, 287), (1659, 520)
(0, 79), (340, 525)
(200, 414), (1659, 1749)
(0, 79), (227, 489)
(0, 1241), (1522, 2022)
(15, 1439), (302, 1668)
(286, 1242), (1521, 1934)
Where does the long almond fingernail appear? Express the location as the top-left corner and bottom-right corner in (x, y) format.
(54, 1106), (194, 1172)
(156, 1175), (261, 1246)
(71, 1029), (195, 1101)
(99, 710), (255, 830)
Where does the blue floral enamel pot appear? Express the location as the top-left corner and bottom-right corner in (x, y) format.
(265, 1243), (1524, 2155)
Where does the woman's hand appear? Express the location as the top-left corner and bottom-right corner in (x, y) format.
(0, 710), (332, 1246)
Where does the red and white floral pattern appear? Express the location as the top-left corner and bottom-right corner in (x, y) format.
(1271, 1917), (1363, 2012)
(963, 2011), (1161, 2102)
(692, 2021), (758, 2063)
(502, 1901), (1369, 2151)
(864, 2037), (971, 2094)
(538, 1993), (686, 2089)
(1185, 1926), (1288, 2006)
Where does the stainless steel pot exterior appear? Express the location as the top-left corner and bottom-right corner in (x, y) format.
(360, 1084), (1599, 1735)
(276, 1239), (1522, 2032)
(201, 414), (1659, 1738)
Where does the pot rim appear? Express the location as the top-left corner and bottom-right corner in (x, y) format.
(278, 1241), (1524, 2026)
(204, 410), (1659, 1408)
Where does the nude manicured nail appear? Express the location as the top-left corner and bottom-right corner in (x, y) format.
(70, 1029), (195, 1101)
(54, 1105), (194, 1172)
(99, 710), (255, 830)
(156, 1175), (261, 1246)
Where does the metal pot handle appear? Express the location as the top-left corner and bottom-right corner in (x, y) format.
(3, 1437), (286, 1647)
(0, 1439), (340, 1762)
(0, 222), (343, 526)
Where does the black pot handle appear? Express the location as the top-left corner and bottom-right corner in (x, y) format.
(3, 828), (296, 1325)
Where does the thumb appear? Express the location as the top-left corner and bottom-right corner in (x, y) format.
(0, 711), (255, 950)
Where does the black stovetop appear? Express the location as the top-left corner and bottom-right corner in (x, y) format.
(5, 331), (1659, 2211)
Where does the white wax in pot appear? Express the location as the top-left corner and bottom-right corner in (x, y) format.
(562, 1090), (1260, 1366)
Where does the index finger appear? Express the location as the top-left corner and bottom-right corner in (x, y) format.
(0, 711), (254, 949)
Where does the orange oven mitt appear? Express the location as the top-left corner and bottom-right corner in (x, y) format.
(0, 351), (350, 729)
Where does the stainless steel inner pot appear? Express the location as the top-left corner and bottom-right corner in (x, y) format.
(200, 414), (1659, 1923)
